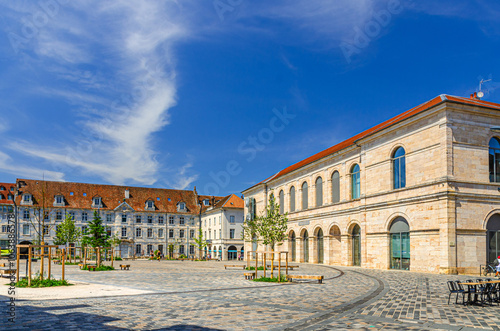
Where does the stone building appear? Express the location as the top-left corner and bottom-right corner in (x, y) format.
(0, 179), (242, 259)
(242, 94), (500, 274)
(200, 194), (244, 260)
(0, 182), (15, 249)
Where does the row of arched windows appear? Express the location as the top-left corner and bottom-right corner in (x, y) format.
(276, 147), (407, 213)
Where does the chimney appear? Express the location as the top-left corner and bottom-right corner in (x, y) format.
(471, 92), (479, 100)
(125, 189), (130, 199)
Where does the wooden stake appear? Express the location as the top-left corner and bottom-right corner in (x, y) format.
(28, 247), (32, 287)
(62, 248), (65, 281)
(263, 253), (266, 278)
(111, 248), (114, 268)
(278, 252), (281, 283)
(40, 244), (44, 281)
(286, 252), (288, 278)
(255, 251), (258, 279)
(16, 246), (20, 283)
(48, 247), (51, 280)
(83, 247), (87, 268)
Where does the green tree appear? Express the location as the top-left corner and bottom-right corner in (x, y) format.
(53, 213), (81, 246)
(193, 228), (208, 259)
(248, 194), (288, 277)
(83, 211), (109, 266)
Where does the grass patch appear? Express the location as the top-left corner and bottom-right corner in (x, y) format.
(114, 256), (123, 261)
(252, 275), (287, 282)
(14, 274), (72, 288)
(245, 266), (267, 271)
(81, 265), (115, 271)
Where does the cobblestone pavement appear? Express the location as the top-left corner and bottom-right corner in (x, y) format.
(1, 260), (500, 330)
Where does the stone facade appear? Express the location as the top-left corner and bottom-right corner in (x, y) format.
(243, 95), (500, 275)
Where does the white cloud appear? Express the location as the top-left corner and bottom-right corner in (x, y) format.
(0, 151), (64, 181)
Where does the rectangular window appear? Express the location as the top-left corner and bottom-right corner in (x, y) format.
(180, 217), (185, 225)
(147, 215), (153, 224)
(219, 216), (221, 225)
(56, 196), (63, 204)
(106, 226), (112, 237)
(122, 214), (127, 222)
(121, 227), (127, 237)
(23, 224), (29, 235)
(169, 216), (174, 225)
(136, 244), (142, 255)
(190, 245), (195, 255)
(44, 212), (49, 220)
(1, 225), (8, 233)
(158, 216), (164, 224)
(208, 231), (211, 239)
(82, 226), (88, 235)
(214, 230), (216, 239)
(147, 228), (153, 238)
(219, 229), (221, 239)
(43, 225), (50, 236)
(136, 228), (142, 237)
(56, 210), (62, 220)
(82, 212), (88, 221)
(190, 229), (195, 238)
(230, 229), (235, 239)
(158, 228), (164, 238)
(106, 213), (112, 222)
(180, 229), (185, 238)
(147, 244), (153, 254)
(230, 216), (235, 224)
(179, 245), (185, 254)
(23, 194), (30, 202)
(136, 215), (142, 223)
(158, 244), (163, 254)
(93, 197), (101, 206)
(169, 229), (174, 238)
(69, 211), (75, 220)
(23, 209), (29, 219)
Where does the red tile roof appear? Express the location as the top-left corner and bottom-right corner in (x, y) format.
(16, 179), (201, 214)
(0, 182), (15, 205)
(245, 94), (500, 190)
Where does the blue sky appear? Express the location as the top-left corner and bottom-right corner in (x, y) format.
(0, 0), (500, 196)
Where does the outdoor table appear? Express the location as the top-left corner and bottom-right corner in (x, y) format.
(458, 282), (481, 305)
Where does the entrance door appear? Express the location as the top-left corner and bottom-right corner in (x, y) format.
(303, 230), (309, 262)
(390, 217), (410, 270)
(228, 245), (237, 260)
(291, 232), (296, 262)
(487, 214), (500, 264)
(352, 225), (361, 266)
(317, 229), (324, 264)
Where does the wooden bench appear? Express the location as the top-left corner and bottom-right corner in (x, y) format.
(120, 264), (130, 270)
(244, 272), (255, 280)
(266, 265), (299, 270)
(224, 265), (245, 269)
(0, 267), (15, 277)
(87, 265), (97, 271)
(78, 263), (84, 269)
(287, 274), (324, 284)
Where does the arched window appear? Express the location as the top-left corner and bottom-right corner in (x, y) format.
(351, 224), (361, 266)
(490, 138), (500, 182)
(289, 186), (296, 212)
(351, 164), (360, 199)
(279, 190), (284, 214)
(389, 217), (410, 270)
(315, 177), (323, 207)
(302, 182), (308, 210)
(392, 147), (406, 189)
(331, 171), (340, 203)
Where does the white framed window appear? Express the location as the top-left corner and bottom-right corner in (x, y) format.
(69, 211), (75, 220)
(106, 226), (111, 237)
(169, 216), (175, 225)
(93, 197), (102, 207)
(203, 199), (209, 206)
(158, 216), (164, 224)
(122, 214), (127, 222)
(43, 225), (50, 236)
(136, 244), (142, 255)
(23, 209), (30, 219)
(147, 244), (153, 254)
(219, 229), (221, 239)
(22, 224), (30, 235)
(1, 225), (9, 233)
(106, 213), (112, 222)
(136, 215), (142, 223)
(219, 216), (221, 225)
(82, 226), (88, 235)
(56, 210), (62, 220)
(180, 217), (185, 225)
(169, 229), (174, 238)
(147, 228), (153, 238)
(179, 202), (185, 210)
(82, 212), (88, 221)
(230, 216), (235, 224)
(230, 229), (235, 239)
(121, 227), (127, 237)
(179, 245), (185, 254)
(146, 200), (154, 209)
(23, 194), (31, 203)
(136, 228), (142, 237)
(214, 230), (216, 239)
(158, 228), (164, 238)
(147, 215), (153, 224)
(190, 229), (195, 238)
(190, 245), (195, 255)
(180, 229), (185, 238)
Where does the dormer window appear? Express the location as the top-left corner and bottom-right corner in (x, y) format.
(21, 193), (33, 205)
(203, 199), (210, 206)
(0, 194), (4, 200)
(177, 202), (186, 212)
(0, 186), (4, 191)
(92, 197), (102, 208)
(7, 194), (13, 200)
(145, 200), (155, 211)
(54, 195), (65, 207)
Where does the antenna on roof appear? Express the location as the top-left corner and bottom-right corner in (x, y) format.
(477, 78), (492, 99)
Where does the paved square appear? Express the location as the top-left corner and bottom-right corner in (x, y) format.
(1, 260), (499, 330)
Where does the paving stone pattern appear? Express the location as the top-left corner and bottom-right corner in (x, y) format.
(1, 261), (499, 330)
